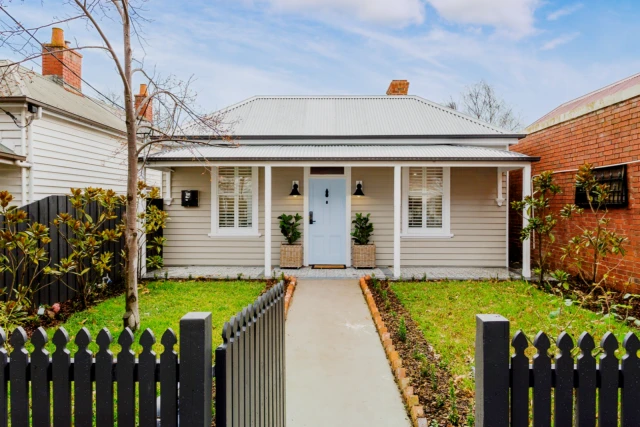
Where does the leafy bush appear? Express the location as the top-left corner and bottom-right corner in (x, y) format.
(351, 212), (374, 245)
(50, 188), (124, 308)
(137, 183), (169, 272)
(560, 163), (627, 285)
(0, 190), (53, 323)
(511, 171), (561, 285)
(277, 213), (302, 245)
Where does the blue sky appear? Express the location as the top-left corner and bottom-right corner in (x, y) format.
(2, 0), (639, 126)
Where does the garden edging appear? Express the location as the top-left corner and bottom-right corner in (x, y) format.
(359, 276), (428, 427)
(284, 275), (297, 319)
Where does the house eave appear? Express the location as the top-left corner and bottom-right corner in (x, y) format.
(0, 96), (127, 135)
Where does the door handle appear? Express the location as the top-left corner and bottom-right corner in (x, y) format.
(309, 211), (316, 224)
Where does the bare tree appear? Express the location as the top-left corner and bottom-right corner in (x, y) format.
(444, 80), (524, 132)
(0, 1), (233, 330)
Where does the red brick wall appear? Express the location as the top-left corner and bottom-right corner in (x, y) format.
(42, 45), (82, 92)
(509, 95), (640, 290)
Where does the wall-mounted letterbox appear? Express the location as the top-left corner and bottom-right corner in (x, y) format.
(181, 190), (199, 207)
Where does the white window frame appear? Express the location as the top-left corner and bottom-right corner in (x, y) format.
(209, 166), (260, 237)
(401, 166), (452, 238)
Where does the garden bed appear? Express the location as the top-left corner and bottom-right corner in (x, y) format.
(367, 277), (635, 426)
(391, 279), (633, 393)
(365, 276), (473, 426)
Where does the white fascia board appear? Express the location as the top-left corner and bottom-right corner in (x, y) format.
(220, 137), (521, 146)
(144, 160), (534, 168)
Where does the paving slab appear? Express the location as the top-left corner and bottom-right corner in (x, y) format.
(286, 279), (410, 427)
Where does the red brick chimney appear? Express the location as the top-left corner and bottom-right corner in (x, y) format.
(134, 84), (153, 122)
(42, 28), (82, 92)
(386, 80), (409, 96)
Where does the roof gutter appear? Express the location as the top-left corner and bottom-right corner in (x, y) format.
(141, 156), (540, 162)
(159, 133), (527, 141)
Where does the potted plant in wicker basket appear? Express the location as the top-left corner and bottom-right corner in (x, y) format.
(278, 213), (303, 268)
(351, 213), (375, 268)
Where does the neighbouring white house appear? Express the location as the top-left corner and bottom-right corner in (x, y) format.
(144, 80), (538, 278)
(0, 28), (160, 206)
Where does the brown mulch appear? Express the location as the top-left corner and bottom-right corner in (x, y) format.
(366, 277), (473, 427)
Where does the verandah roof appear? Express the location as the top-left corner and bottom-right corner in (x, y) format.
(144, 144), (539, 162)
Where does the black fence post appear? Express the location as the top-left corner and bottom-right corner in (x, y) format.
(180, 312), (212, 427)
(475, 314), (510, 427)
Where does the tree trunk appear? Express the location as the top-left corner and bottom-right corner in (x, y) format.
(122, 5), (140, 331)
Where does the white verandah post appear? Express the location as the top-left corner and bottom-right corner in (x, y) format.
(393, 166), (401, 278)
(521, 164), (532, 278)
(264, 166), (272, 278)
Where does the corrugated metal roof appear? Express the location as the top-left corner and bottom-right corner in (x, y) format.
(528, 72), (640, 131)
(0, 61), (126, 132)
(146, 144), (537, 161)
(184, 96), (515, 137)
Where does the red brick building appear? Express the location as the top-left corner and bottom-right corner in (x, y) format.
(510, 73), (640, 290)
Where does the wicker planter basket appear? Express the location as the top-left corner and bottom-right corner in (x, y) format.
(352, 243), (376, 268)
(280, 243), (303, 268)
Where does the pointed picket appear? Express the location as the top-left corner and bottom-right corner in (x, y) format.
(160, 329), (178, 427)
(532, 331), (551, 427)
(139, 329), (157, 427)
(10, 328), (29, 427)
(31, 328), (51, 426)
(52, 327), (72, 427)
(576, 332), (596, 426)
(96, 328), (114, 427)
(621, 332), (640, 426)
(117, 328), (136, 427)
(510, 331), (529, 427)
(598, 332), (619, 427)
(74, 328), (93, 427)
(554, 332), (574, 427)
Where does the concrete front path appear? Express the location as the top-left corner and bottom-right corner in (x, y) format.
(286, 279), (410, 427)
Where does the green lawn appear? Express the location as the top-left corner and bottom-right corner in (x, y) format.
(44, 280), (265, 354)
(391, 280), (634, 391)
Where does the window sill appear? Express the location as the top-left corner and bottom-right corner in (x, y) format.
(208, 232), (262, 239)
(400, 233), (454, 239)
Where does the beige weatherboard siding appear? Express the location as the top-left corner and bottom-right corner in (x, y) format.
(161, 166), (506, 268)
(163, 166), (265, 266)
(401, 167), (507, 267)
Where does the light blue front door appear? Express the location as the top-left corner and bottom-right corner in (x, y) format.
(308, 178), (346, 265)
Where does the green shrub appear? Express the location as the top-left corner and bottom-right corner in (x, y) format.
(351, 212), (374, 245)
(277, 213), (302, 245)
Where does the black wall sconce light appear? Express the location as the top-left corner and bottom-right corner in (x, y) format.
(353, 181), (365, 197)
(289, 180), (301, 197)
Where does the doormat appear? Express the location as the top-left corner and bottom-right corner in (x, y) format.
(312, 264), (346, 269)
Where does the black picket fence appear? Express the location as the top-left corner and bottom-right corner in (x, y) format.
(475, 314), (640, 427)
(0, 195), (126, 306)
(215, 281), (286, 427)
(0, 311), (213, 427)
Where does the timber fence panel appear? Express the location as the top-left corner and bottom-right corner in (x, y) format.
(476, 315), (640, 427)
(216, 281), (287, 427)
(0, 312), (213, 426)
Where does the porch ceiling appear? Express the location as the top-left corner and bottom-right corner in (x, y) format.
(143, 144), (539, 162)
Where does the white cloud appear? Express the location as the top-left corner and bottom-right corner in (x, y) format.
(547, 3), (583, 21)
(426, 0), (540, 38)
(540, 32), (580, 50)
(264, 0), (425, 27)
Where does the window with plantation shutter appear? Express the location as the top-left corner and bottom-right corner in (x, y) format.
(211, 166), (259, 236)
(403, 167), (451, 237)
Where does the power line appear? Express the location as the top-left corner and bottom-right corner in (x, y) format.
(0, 6), (126, 117)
